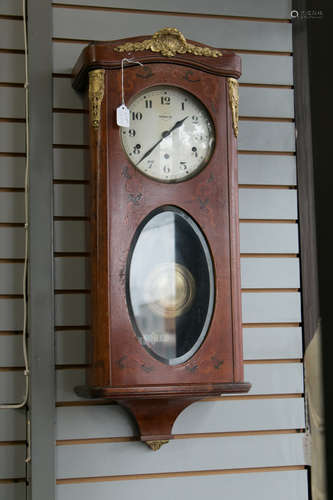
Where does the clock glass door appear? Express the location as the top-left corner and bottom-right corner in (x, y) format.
(127, 206), (215, 365)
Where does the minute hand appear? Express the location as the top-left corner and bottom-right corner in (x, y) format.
(136, 116), (189, 166)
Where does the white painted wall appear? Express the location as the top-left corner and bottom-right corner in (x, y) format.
(0, 2), (27, 497)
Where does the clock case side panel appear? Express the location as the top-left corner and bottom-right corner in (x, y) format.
(226, 79), (244, 383)
(86, 70), (112, 389)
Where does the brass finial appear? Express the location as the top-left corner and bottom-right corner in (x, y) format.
(145, 440), (169, 451)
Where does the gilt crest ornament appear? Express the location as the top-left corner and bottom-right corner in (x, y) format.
(114, 28), (223, 58)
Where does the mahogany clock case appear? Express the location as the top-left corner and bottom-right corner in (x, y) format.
(72, 36), (250, 403)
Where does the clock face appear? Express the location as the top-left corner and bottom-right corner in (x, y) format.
(120, 85), (215, 182)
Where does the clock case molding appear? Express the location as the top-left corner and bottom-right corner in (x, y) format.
(72, 30), (250, 449)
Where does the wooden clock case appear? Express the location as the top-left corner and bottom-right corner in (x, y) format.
(72, 29), (250, 449)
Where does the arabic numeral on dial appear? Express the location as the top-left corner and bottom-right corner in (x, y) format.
(133, 144), (141, 155)
(147, 160), (154, 169)
(180, 161), (187, 170)
(129, 129), (136, 137)
(132, 112), (143, 120)
(163, 165), (171, 173)
(181, 102), (185, 111)
(145, 100), (152, 109)
(161, 96), (171, 105)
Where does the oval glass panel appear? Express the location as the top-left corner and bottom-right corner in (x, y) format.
(127, 206), (215, 365)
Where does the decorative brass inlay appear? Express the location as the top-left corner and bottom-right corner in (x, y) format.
(227, 77), (239, 137)
(144, 263), (196, 319)
(114, 28), (223, 58)
(89, 69), (105, 129)
(146, 440), (169, 451)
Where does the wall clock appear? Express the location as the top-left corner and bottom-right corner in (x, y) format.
(72, 28), (250, 450)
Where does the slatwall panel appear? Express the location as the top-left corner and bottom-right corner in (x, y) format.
(0, 5), (27, 499)
(51, 1), (308, 498)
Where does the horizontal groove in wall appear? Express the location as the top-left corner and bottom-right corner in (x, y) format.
(54, 180), (89, 185)
(239, 116), (294, 122)
(0, 366), (25, 372)
(56, 429), (303, 447)
(226, 49), (292, 56)
(238, 151), (295, 156)
(243, 322), (301, 328)
(239, 185), (296, 190)
(0, 82), (25, 88)
(240, 253), (299, 258)
(0, 117), (25, 123)
(55, 393), (304, 407)
(54, 252), (90, 257)
(54, 289), (90, 294)
(0, 294), (24, 299)
(0, 152), (26, 158)
(56, 465), (305, 485)
(53, 73), (77, 79)
(0, 15), (24, 21)
(0, 210), (22, 230)
(56, 400), (115, 407)
(53, 216), (90, 221)
(52, 74), (294, 89)
(0, 187), (25, 193)
(52, 38), (292, 56)
(239, 220), (297, 224)
(53, 144), (89, 149)
(208, 393), (304, 401)
(0, 258), (25, 263)
(240, 83), (293, 89)
(55, 325), (90, 331)
(56, 364), (88, 370)
(53, 108), (88, 114)
(52, 3), (290, 24)
(0, 478), (26, 484)
(0, 440), (26, 446)
(0, 330), (23, 335)
(244, 359), (302, 364)
(241, 288), (300, 292)
(0, 48), (25, 55)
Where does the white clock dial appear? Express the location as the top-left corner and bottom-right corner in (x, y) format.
(120, 86), (215, 182)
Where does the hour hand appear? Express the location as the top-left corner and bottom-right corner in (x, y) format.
(168, 116), (188, 134)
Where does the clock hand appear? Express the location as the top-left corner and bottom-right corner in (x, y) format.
(136, 116), (189, 166)
(167, 115), (189, 134)
(136, 135), (165, 166)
